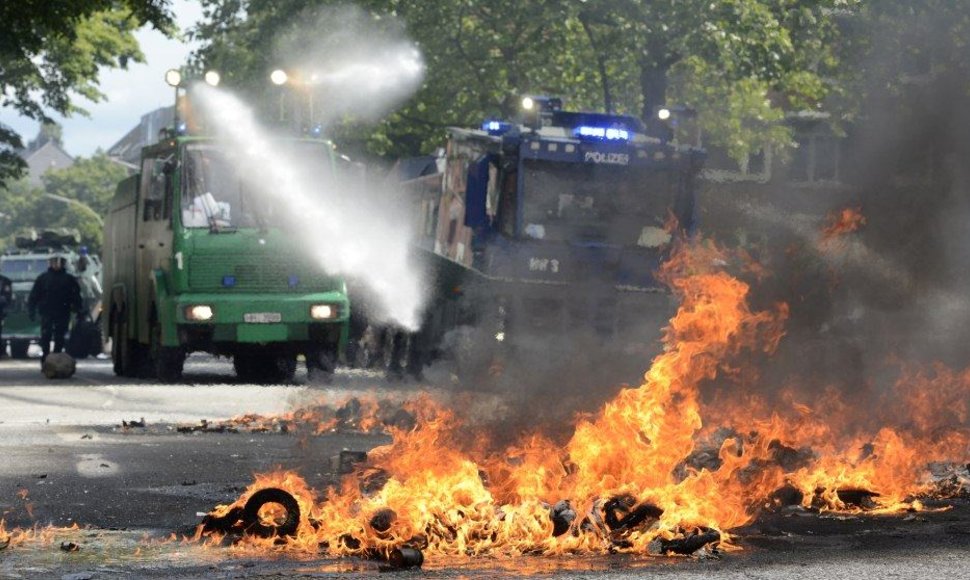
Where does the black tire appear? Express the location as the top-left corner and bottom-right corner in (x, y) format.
(151, 320), (185, 383)
(234, 353), (296, 384)
(9, 339), (30, 359)
(306, 345), (336, 383)
(240, 488), (301, 538)
(111, 313), (125, 376)
(113, 308), (149, 378)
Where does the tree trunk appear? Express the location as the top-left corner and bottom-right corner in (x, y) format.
(579, 13), (613, 113)
(639, 58), (670, 139)
(639, 60), (669, 122)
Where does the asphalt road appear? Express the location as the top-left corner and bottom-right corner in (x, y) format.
(0, 357), (968, 579)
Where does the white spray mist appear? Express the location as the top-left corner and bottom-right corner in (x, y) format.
(278, 5), (426, 123)
(191, 6), (429, 329)
(193, 85), (425, 330)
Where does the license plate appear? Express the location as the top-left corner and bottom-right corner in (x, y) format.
(244, 312), (282, 324)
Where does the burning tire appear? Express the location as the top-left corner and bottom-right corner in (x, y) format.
(241, 487), (301, 538)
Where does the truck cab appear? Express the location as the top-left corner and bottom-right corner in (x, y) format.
(103, 134), (349, 382)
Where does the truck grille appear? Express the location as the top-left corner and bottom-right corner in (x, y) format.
(188, 254), (338, 292)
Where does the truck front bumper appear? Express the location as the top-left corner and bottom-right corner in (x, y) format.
(170, 292), (349, 347)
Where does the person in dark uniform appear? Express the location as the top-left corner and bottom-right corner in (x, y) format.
(0, 273), (12, 358)
(27, 256), (82, 362)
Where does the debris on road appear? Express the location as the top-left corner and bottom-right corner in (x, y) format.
(121, 417), (146, 429)
(173, 396), (417, 437)
(383, 546), (424, 570)
(650, 528), (721, 555)
(549, 500), (576, 536)
(604, 495), (664, 533)
(42, 353), (76, 379)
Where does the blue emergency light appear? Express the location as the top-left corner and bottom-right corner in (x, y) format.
(222, 275), (236, 287)
(575, 125), (630, 141)
(482, 120), (513, 135)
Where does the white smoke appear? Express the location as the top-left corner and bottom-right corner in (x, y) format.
(194, 86), (424, 329)
(190, 8), (428, 329)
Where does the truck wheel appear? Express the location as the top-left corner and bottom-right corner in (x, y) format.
(306, 346), (336, 383)
(151, 321), (184, 383)
(112, 313), (144, 377)
(111, 315), (127, 376)
(234, 354), (295, 384)
(9, 339), (30, 359)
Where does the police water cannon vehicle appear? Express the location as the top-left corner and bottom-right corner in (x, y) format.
(358, 97), (705, 382)
(100, 69), (351, 383)
(0, 229), (104, 359)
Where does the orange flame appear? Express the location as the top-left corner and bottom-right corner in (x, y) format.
(198, 238), (968, 562)
(821, 206), (866, 241)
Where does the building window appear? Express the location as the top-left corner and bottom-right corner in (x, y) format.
(788, 135), (841, 184)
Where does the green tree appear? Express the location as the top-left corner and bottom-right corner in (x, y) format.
(189, 0), (849, 162)
(0, 1), (174, 185)
(0, 152), (128, 253)
(27, 122), (65, 151)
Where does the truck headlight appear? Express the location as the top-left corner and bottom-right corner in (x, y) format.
(185, 304), (214, 321)
(310, 304), (338, 320)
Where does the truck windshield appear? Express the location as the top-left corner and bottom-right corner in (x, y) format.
(521, 159), (685, 246)
(0, 258), (50, 281)
(182, 143), (333, 229)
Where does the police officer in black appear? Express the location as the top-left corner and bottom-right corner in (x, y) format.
(0, 273), (12, 358)
(28, 256), (82, 362)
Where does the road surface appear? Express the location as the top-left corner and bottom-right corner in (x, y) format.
(0, 356), (968, 578)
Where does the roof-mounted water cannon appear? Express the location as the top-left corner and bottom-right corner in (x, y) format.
(163, 69), (221, 137)
(520, 95), (563, 130)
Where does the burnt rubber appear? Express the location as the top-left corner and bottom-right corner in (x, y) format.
(200, 506), (244, 534)
(658, 528), (721, 555)
(386, 547), (424, 569)
(241, 488), (301, 538)
(604, 495), (664, 531)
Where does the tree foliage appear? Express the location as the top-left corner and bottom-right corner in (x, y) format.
(0, 152), (127, 253)
(0, 0), (175, 185)
(189, 0), (850, 162)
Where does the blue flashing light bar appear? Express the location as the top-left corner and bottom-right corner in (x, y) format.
(482, 120), (513, 135)
(575, 125), (630, 141)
